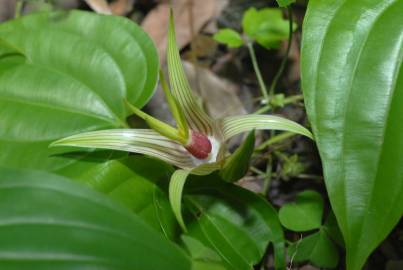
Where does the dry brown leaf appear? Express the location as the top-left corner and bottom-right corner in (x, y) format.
(182, 34), (217, 66)
(142, 0), (228, 63)
(237, 177), (263, 194)
(203, 0), (229, 34)
(182, 61), (246, 119)
(84, 0), (112, 14)
(110, 0), (134, 16)
(0, 0), (16, 22)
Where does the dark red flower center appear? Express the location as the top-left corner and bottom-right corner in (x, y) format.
(185, 130), (212, 159)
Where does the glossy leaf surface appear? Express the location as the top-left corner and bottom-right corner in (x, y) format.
(0, 10), (158, 171)
(279, 190), (323, 232)
(301, 1), (403, 269)
(58, 155), (178, 240)
(0, 168), (190, 270)
(288, 229), (339, 268)
(185, 175), (286, 270)
(181, 236), (228, 270)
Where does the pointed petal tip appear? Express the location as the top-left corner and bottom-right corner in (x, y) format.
(49, 139), (66, 148)
(166, 9), (215, 135)
(221, 114), (314, 141)
(47, 129), (200, 169)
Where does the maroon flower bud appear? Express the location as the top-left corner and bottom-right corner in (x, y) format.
(185, 130), (212, 159)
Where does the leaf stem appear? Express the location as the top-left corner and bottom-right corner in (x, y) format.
(283, 94), (303, 104)
(255, 131), (296, 152)
(14, 0), (23, 18)
(246, 41), (270, 104)
(268, 6), (294, 97)
(262, 156), (273, 195)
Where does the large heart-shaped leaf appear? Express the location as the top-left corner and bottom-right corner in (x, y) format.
(56, 155), (178, 240)
(0, 10), (158, 171)
(301, 0), (403, 269)
(185, 175), (286, 270)
(0, 168), (190, 270)
(58, 158), (286, 269)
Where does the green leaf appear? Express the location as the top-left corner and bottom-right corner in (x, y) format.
(288, 230), (339, 268)
(213, 29), (244, 48)
(58, 155), (179, 240)
(0, 167), (190, 270)
(181, 236), (228, 270)
(192, 261), (228, 270)
(242, 7), (296, 49)
(276, 0), (296, 8)
(185, 175), (286, 270)
(323, 211), (344, 248)
(279, 190), (324, 232)
(220, 131), (255, 182)
(301, 0), (403, 269)
(0, 10), (159, 172)
(0, 38), (24, 59)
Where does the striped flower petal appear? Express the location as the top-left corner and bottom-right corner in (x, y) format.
(169, 169), (191, 231)
(220, 115), (313, 141)
(50, 129), (196, 169)
(169, 162), (220, 231)
(167, 9), (215, 135)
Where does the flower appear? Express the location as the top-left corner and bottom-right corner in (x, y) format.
(51, 10), (313, 231)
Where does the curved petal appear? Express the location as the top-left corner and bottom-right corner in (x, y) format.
(50, 129), (195, 169)
(220, 115), (313, 141)
(167, 10), (214, 135)
(169, 164), (220, 232)
(169, 169), (190, 232)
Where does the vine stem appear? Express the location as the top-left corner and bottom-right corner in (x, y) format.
(246, 41), (270, 104)
(268, 6), (294, 97)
